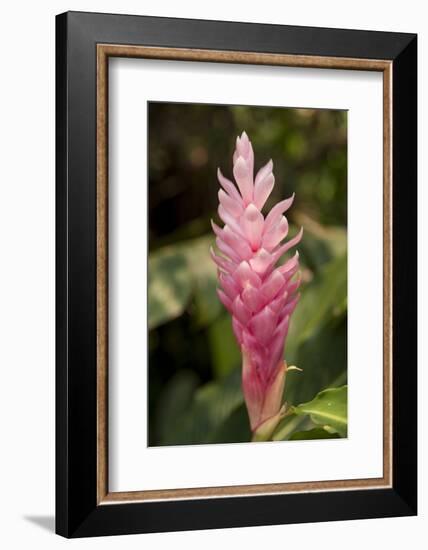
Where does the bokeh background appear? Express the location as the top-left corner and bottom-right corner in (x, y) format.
(148, 102), (347, 446)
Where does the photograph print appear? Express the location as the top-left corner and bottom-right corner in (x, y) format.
(148, 101), (347, 446)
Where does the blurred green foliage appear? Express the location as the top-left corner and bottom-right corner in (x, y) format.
(148, 102), (347, 445)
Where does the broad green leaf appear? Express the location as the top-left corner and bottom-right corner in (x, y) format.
(182, 236), (221, 327)
(209, 404), (251, 444)
(293, 222), (346, 274)
(148, 248), (192, 330)
(284, 316), (347, 406)
(292, 385), (348, 437)
(155, 370), (200, 445)
(158, 368), (244, 446)
(297, 230), (334, 272)
(148, 235), (221, 330)
(292, 216), (347, 269)
(271, 412), (314, 441)
(207, 314), (241, 379)
(288, 427), (340, 440)
(286, 252), (347, 361)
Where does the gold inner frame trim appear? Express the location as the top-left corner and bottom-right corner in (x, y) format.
(96, 44), (393, 504)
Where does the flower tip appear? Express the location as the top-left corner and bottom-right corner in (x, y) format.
(211, 219), (222, 236)
(244, 202), (260, 219)
(296, 226), (304, 241)
(286, 365), (303, 373)
(233, 156), (249, 181)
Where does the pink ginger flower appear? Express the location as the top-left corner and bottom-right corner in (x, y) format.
(211, 131), (303, 439)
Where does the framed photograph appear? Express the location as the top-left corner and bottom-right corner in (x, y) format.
(56, 11), (417, 537)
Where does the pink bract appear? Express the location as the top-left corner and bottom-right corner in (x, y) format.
(211, 131), (302, 435)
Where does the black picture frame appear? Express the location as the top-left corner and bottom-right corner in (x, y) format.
(56, 10), (417, 538)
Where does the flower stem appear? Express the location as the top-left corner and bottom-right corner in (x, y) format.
(251, 405), (293, 442)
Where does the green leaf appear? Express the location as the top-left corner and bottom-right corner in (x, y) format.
(294, 226), (341, 273)
(182, 236), (221, 327)
(286, 252), (347, 361)
(271, 413), (314, 441)
(209, 404), (251, 444)
(293, 217), (347, 270)
(148, 235), (221, 330)
(158, 368), (244, 446)
(284, 315), (347, 406)
(288, 427), (340, 440)
(207, 314), (241, 379)
(155, 370), (200, 445)
(148, 247), (192, 330)
(292, 385), (347, 437)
